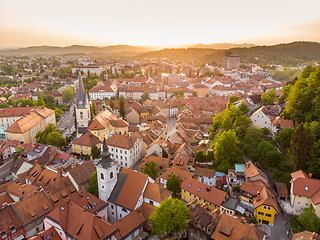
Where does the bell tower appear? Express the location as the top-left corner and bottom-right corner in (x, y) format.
(94, 139), (119, 202)
(76, 71), (90, 128)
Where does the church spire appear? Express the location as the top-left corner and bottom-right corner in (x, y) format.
(76, 70), (88, 108)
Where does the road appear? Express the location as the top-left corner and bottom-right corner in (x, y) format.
(57, 104), (76, 138)
(0, 158), (14, 180)
(167, 117), (177, 132)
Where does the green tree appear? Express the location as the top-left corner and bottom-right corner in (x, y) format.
(143, 161), (158, 180)
(35, 95), (45, 106)
(291, 123), (316, 171)
(257, 141), (281, 169)
(192, 91), (198, 97)
(55, 108), (64, 121)
(195, 150), (206, 163)
(119, 96), (125, 119)
(87, 172), (98, 197)
(62, 86), (75, 103)
(109, 99), (115, 110)
(166, 173), (181, 194)
(276, 128), (294, 150)
(46, 131), (67, 147)
(296, 205), (320, 233)
(228, 95), (240, 107)
(91, 145), (101, 159)
(43, 94), (56, 109)
(150, 198), (189, 238)
(140, 92), (150, 102)
(214, 130), (243, 172)
(90, 102), (96, 120)
(261, 88), (277, 105)
(13, 147), (24, 161)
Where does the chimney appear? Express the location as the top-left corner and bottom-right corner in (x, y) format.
(35, 159), (38, 164)
(57, 167), (62, 178)
(309, 173), (313, 179)
(256, 191), (260, 201)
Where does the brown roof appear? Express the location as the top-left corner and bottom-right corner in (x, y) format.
(111, 169), (149, 211)
(240, 180), (265, 196)
(29, 226), (62, 240)
(0, 106), (40, 118)
(160, 166), (194, 182)
(2, 181), (40, 199)
(89, 85), (117, 93)
(13, 191), (55, 225)
(139, 203), (156, 224)
(0, 205), (24, 237)
(292, 177), (320, 199)
(195, 167), (215, 178)
(275, 182), (289, 199)
(143, 182), (172, 203)
(105, 134), (138, 150)
(113, 210), (146, 240)
(292, 231), (320, 240)
(211, 213), (265, 240)
(47, 201), (118, 240)
(68, 190), (108, 215)
(5, 106), (54, 134)
(244, 161), (268, 182)
(72, 132), (102, 147)
(253, 186), (280, 213)
(291, 170), (309, 181)
(109, 119), (129, 127)
(181, 177), (227, 206)
(0, 192), (14, 206)
(68, 160), (96, 186)
(140, 156), (170, 173)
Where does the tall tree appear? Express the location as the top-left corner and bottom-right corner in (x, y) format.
(214, 130), (243, 172)
(62, 86), (75, 103)
(143, 161), (158, 180)
(261, 88), (277, 105)
(91, 145), (101, 159)
(87, 172), (98, 197)
(109, 99), (115, 110)
(291, 123), (316, 171)
(166, 173), (181, 194)
(119, 96), (126, 119)
(140, 92), (150, 103)
(296, 205), (320, 233)
(150, 198), (189, 238)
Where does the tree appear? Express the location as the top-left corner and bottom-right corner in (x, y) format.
(261, 88), (277, 105)
(140, 92), (150, 102)
(295, 205), (320, 233)
(47, 131), (67, 147)
(166, 173), (181, 194)
(214, 130), (243, 172)
(13, 147), (24, 161)
(192, 91), (198, 97)
(228, 95), (240, 106)
(62, 86), (75, 103)
(91, 145), (101, 159)
(143, 161), (158, 180)
(276, 128), (294, 150)
(119, 96), (125, 119)
(87, 172), (98, 197)
(90, 102), (96, 120)
(35, 95), (45, 106)
(291, 123), (316, 171)
(109, 99), (115, 110)
(195, 150), (206, 163)
(257, 141), (281, 169)
(43, 94), (56, 109)
(55, 108), (64, 121)
(150, 198), (189, 238)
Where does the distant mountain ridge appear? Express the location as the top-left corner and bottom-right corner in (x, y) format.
(0, 45), (155, 56)
(188, 43), (255, 49)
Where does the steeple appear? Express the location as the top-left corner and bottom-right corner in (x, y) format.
(95, 138), (115, 168)
(76, 70), (88, 108)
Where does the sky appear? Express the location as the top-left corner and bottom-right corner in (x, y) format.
(0, 0), (320, 48)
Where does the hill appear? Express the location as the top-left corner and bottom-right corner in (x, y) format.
(0, 45), (154, 56)
(189, 43), (255, 49)
(139, 42), (320, 66)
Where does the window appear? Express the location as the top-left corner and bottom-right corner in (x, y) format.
(80, 112), (83, 119)
(101, 173), (104, 180)
(51, 232), (56, 237)
(45, 235), (51, 240)
(18, 230), (22, 235)
(297, 201), (300, 205)
(125, 163), (127, 167)
(267, 206), (271, 210)
(258, 211), (264, 215)
(305, 203), (309, 207)
(12, 233), (17, 238)
(259, 219), (262, 223)
(111, 205), (114, 209)
(110, 172), (113, 179)
(266, 213), (272, 218)
(150, 200), (154, 206)
(120, 214), (122, 218)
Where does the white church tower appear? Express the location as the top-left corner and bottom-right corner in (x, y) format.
(75, 71), (90, 128)
(94, 139), (119, 202)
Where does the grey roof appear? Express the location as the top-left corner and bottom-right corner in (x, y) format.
(76, 71), (88, 108)
(94, 139), (116, 169)
(108, 172), (128, 204)
(221, 197), (239, 211)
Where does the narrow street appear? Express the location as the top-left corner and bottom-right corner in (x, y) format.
(0, 158), (14, 181)
(56, 104), (76, 138)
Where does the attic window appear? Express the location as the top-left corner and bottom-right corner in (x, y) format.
(18, 188), (21, 191)
(305, 186), (309, 191)
(86, 196), (90, 200)
(61, 207), (65, 211)
(197, 188), (201, 192)
(188, 184), (191, 188)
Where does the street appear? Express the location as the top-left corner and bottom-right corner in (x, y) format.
(0, 158), (14, 181)
(56, 104), (76, 138)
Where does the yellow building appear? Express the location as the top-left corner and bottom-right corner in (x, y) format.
(5, 106), (55, 144)
(253, 187), (279, 225)
(72, 132), (102, 155)
(87, 109), (129, 141)
(181, 177), (227, 211)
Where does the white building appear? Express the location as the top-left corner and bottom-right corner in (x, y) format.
(250, 106), (273, 132)
(89, 84), (118, 100)
(105, 134), (143, 169)
(72, 65), (107, 75)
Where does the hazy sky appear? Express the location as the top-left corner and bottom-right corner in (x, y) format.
(1, 0), (320, 48)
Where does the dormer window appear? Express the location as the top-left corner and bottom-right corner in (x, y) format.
(305, 186), (309, 191)
(188, 184), (191, 187)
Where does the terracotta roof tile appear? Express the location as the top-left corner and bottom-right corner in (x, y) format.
(72, 132), (101, 147)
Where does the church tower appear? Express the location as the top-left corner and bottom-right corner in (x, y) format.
(94, 139), (119, 202)
(76, 71), (90, 128)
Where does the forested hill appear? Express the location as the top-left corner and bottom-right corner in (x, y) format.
(139, 42), (320, 66)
